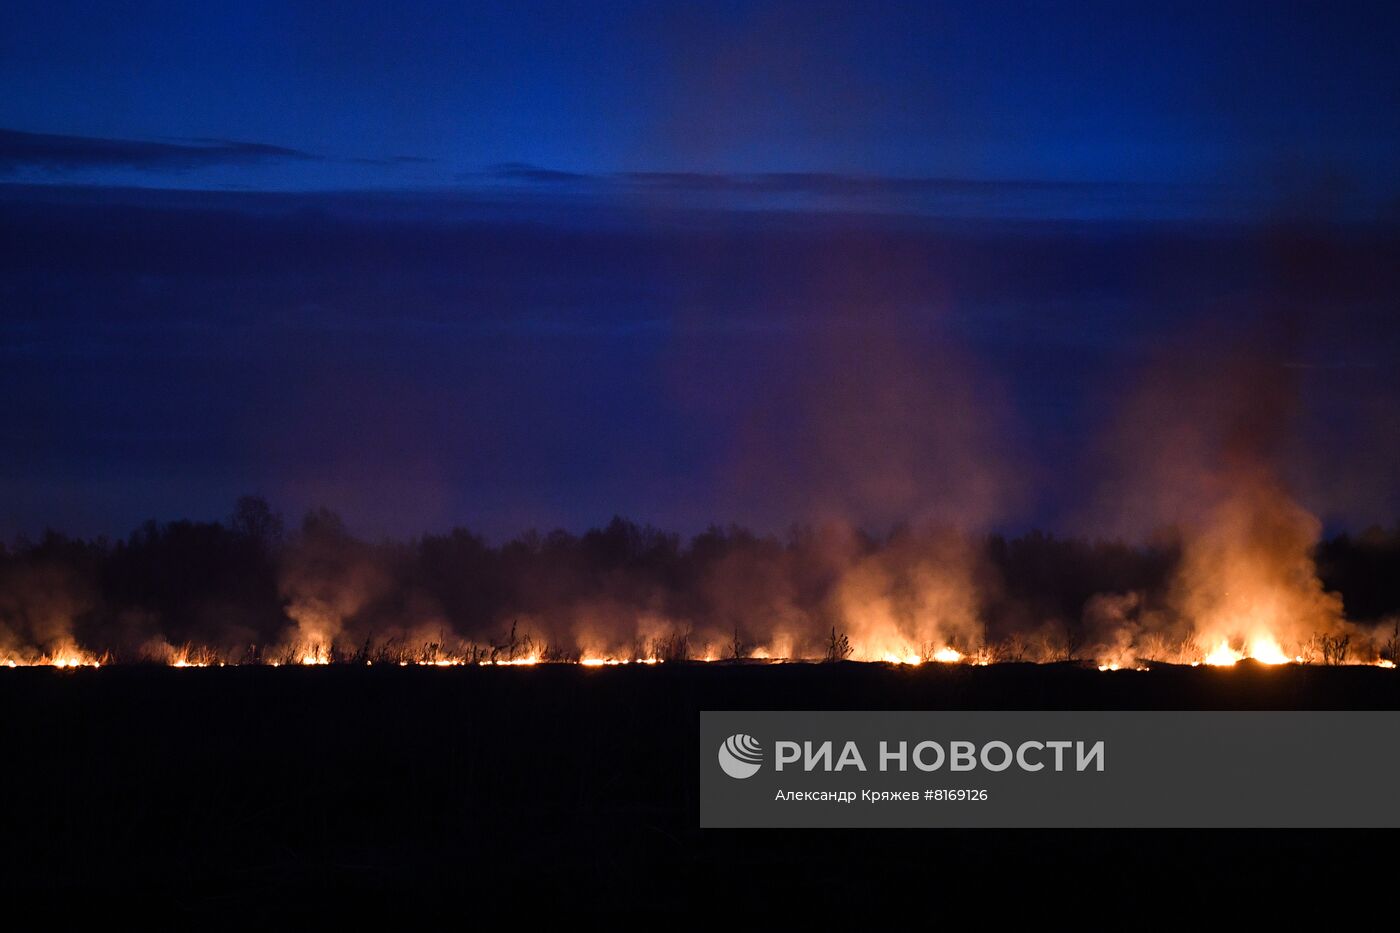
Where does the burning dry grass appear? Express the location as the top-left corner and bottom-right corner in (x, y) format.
(2, 645), (105, 668)
(4, 625), (1396, 670)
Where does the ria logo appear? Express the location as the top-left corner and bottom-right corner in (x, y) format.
(718, 733), (764, 779)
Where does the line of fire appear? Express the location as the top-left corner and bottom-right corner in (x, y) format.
(5, 507), (1398, 672)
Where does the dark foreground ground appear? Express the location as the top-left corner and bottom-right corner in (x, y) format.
(3, 662), (1397, 918)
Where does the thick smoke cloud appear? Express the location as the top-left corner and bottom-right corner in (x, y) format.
(1, 190), (1397, 667)
(1075, 214), (1397, 664)
(4, 185), (1397, 540)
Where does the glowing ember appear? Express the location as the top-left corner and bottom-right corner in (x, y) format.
(1378, 660), (1397, 669)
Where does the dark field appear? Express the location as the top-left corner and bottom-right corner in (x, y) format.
(3, 663), (1397, 917)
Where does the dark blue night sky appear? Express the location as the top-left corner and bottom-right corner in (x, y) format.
(5, 2), (1399, 193)
(2, 1), (1398, 539)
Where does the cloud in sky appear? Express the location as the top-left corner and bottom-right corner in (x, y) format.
(483, 163), (1137, 195)
(0, 127), (317, 172)
(0, 124), (1255, 221)
(468, 162), (1262, 223)
(0, 126), (1374, 224)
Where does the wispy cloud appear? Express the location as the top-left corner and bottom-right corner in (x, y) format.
(462, 163), (1239, 222)
(475, 163), (1151, 197)
(484, 162), (590, 184)
(0, 128), (318, 172)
